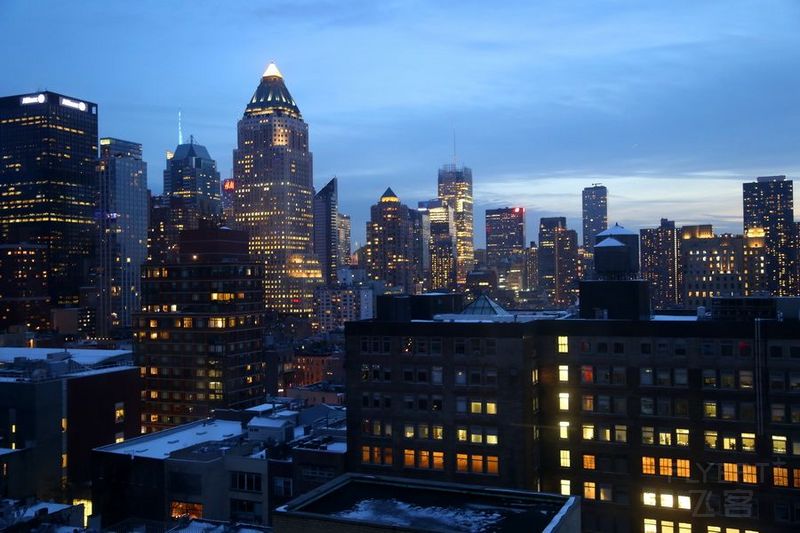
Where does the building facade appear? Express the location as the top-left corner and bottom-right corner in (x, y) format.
(135, 228), (266, 432)
(337, 213), (351, 268)
(96, 138), (149, 337)
(640, 219), (679, 310)
(233, 62), (320, 316)
(418, 199), (457, 291)
(582, 185), (608, 253)
(164, 137), (222, 230)
(365, 188), (416, 292)
(313, 178), (339, 286)
(438, 164), (474, 287)
(0, 243), (50, 332)
(0, 91), (98, 307)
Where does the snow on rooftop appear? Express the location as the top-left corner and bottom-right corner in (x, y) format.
(0, 347), (131, 366)
(248, 416), (291, 428)
(651, 315), (698, 321)
(99, 419), (243, 459)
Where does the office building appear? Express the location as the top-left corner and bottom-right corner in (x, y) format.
(640, 219), (679, 310)
(0, 91), (98, 307)
(582, 185), (607, 253)
(418, 199), (457, 291)
(164, 137), (221, 227)
(538, 217), (579, 307)
(485, 208), (525, 270)
(222, 178), (236, 224)
(313, 178), (339, 286)
(0, 347), (138, 500)
(233, 62), (320, 316)
(0, 243), (49, 332)
(337, 213), (351, 268)
(679, 226), (744, 310)
(438, 164), (474, 287)
(135, 227), (266, 432)
(365, 188), (416, 292)
(96, 138), (149, 337)
(742, 176), (796, 296)
(347, 290), (800, 533)
(525, 241), (539, 292)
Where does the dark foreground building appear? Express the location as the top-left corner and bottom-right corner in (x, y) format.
(346, 290), (800, 533)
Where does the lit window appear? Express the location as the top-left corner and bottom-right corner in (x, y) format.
(642, 456), (656, 474)
(471, 454), (484, 473)
(457, 427), (467, 441)
(742, 464), (757, 484)
(643, 491), (657, 506)
(486, 428), (498, 445)
(644, 519), (658, 533)
(676, 428), (689, 446)
(456, 453), (468, 472)
(470, 401), (483, 414)
(558, 365), (569, 382)
(114, 402), (125, 423)
(432, 451), (444, 470)
(485, 402), (497, 415)
(583, 454), (596, 470)
(404, 425), (414, 439)
(659, 458), (673, 476)
(660, 493), (674, 508)
(433, 425), (444, 440)
(582, 424), (595, 440)
(722, 436), (737, 450)
(404, 449), (415, 467)
(741, 433), (755, 452)
(703, 401), (717, 418)
(470, 428), (483, 444)
(773, 435), (787, 454)
(584, 481), (596, 500)
(560, 479), (570, 495)
(615, 425), (627, 442)
(486, 456), (499, 474)
(676, 459), (690, 478)
(559, 450), (571, 468)
(774, 466), (788, 486)
(677, 495), (691, 510)
(558, 393), (570, 411)
(704, 430), (718, 449)
(115, 432), (124, 444)
(558, 336), (569, 353)
(723, 462), (738, 482)
(659, 431), (672, 446)
(559, 421), (569, 439)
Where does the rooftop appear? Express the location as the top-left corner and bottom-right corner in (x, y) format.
(275, 474), (577, 533)
(0, 347), (131, 366)
(97, 419), (243, 459)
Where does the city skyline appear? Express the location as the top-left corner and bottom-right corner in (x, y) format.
(1, 1), (799, 247)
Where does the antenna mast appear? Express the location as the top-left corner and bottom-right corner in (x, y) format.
(178, 110), (183, 145)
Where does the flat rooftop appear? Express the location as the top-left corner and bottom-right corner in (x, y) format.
(275, 474), (576, 533)
(0, 347), (132, 366)
(96, 419), (243, 459)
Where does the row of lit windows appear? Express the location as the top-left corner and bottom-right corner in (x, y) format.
(558, 421), (628, 443)
(641, 456), (691, 478)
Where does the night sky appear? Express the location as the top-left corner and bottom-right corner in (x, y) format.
(2, 0), (799, 246)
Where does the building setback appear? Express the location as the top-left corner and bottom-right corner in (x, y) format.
(135, 227), (266, 432)
(346, 292), (800, 533)
(0, 91), (98, 308)
(96, 138), (149, 337)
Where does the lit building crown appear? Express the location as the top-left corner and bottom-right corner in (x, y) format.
(245, 61), (301, 118)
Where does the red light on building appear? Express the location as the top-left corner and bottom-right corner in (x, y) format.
(223, 179), (235, 191)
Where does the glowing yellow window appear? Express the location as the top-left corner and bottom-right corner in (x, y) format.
(560, 479), (570, 495)
(470, 401), (483, 414)
(583, 454), (596, 470)
(773, 466), (788, 486)
(678, 522), (691, 533)
(403, 449), (414, 467)
(432, 451), (444, 470)
(644, 519), (658, 533)
(642, 456), (655, 475)
(558, 365), (569, 382)
(558, 393), (570, 411)
(742, 464), (757, 484)
(660, 493), (674, 508)
(471, 454), (484, 473)
(676, 459), (690, 478)
(486, 456), (498, 474)
(456, 453), (468, 472)
(61, 454), (68, 468)
(559, 450), (571, 468)
(559, 421), (569, 439)
(723, 462), (738, 482)
(583, 481), (596, 500)
(676, 428), (689, 446)
(485, 402), (497, 415)
(643, 491), (656, 506)
(659, 458), (673, 476)
(582, 424), (595, 440)
(457, 427), (467, 441)
(557, 336), (569, 353)
(677, 495), (691, 510)
(772, 435), (787, 454)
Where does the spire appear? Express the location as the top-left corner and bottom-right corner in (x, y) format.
(382, 187), (397, 198)
(262, 61), (283, 79)
(178, 109), (183, 145)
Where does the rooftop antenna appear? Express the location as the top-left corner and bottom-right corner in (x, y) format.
(178, 110), (183, 145)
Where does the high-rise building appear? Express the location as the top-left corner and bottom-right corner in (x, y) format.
(337, 213), (351, 268)
(525, 241), (538, 292)
(743, 228), (768, 295)
(538, 217), (565, 305)
(136, 227), (266, 433)
(679, 226), (743, 309)
(554, 227), (579, 307)
(418, 199), (457, 291)
(233, 62), (320, 316)
(0, 243), (49, 331)
(582, 184), (607, 252)
(146, 194), (175, 265)
(365, 188), (415, 292)
(164, 138), (221, 233)
(221, 178), (236, 224)
(313, 178), (339, 286)
(485, 208), (525, 270)
(438, 165), (474, 286)
(640, 218), (679, 310)
(743, 176), (795, 295)
(96, 138), (149, 337)
(0, 91), (98, 307)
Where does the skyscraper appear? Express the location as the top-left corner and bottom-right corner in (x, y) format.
(537, 216), (580, 307)
(438, 164), (474, 286)
(136, 227), (266, 433)
(96, 138), (149, 337)
(582, 184), (607, 252)
(0, 91), (98, 307)
(639, 218), (679, 310)
(337, 213), (351, 267)
(233, 62), (320, 316)
(313, 177), (339, 286)
(164, 138), (221, 229)
(418, 199), (457, 291)
(742, 176), (796, 295)
(678, 225), (743, 309)
(366, 188), (415, 292)
(485, 207), (525, 269)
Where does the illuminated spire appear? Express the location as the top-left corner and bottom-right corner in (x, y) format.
(262, 61), (283, 79)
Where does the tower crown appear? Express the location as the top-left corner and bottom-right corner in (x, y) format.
(245, 61), (301, 118)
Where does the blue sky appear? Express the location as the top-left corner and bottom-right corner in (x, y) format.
(1, 0), (798, 246)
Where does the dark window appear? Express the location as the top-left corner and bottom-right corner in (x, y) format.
(674, 399), (689, 417)
(720, 343), (733, 357)
(770, 345), (783, 358)
(613, 342), (624, 354)
(597, 342), (608, 354)
(640, 343), (652, 354)
(231, 471), (262, 492)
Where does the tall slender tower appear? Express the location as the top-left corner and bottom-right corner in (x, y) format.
(438, 165), (474, 286)
(639, 218), (679, 310)
(313, 178), (339, 286)
(582, 184), (608, 252)
(366, 188), (415, 292)
(233, 62), (321, 316)
(96, 138), (149, 337)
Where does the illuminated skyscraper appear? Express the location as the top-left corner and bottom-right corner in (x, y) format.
(313, 177), (339, 286)
(221, 178), (236, 224)
(538, 217), (579, 307)
(164, 137), (221, 231)
(678, 225), (743, 309)
(485, 208), (525, 268)
(742, 176), (796, 295)
(438, 164), (474, 286)
(366, 188), (415, 292)
(640, 218), (679, 310)
(418, 199), (457, 291)
(0, 91), (98, 307)
(96, 138), (149, 337)
(233, 62), (321, 315)
(582, 184), (607, 252)
(337, 213), (351, 267)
